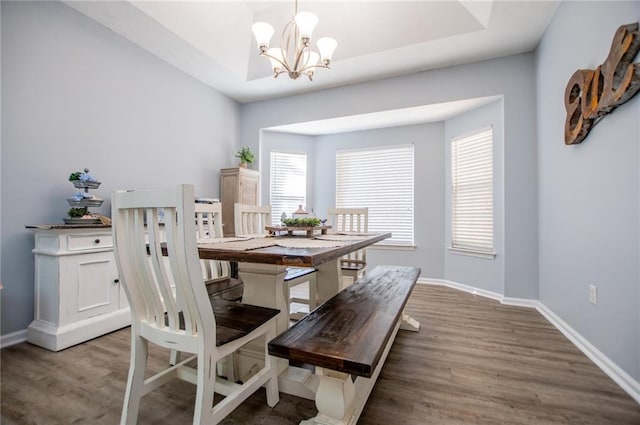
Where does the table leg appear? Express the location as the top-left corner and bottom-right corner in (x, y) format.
(236, 262), (320, 400)
(236, 263), (289, 381)
(238, 263), (289, 336)
(315, 259), (341, 305)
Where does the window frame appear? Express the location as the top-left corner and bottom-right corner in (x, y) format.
(449, 126), (496, 259)
(269, 150), (308, 226)
(335, 144), (415, 248)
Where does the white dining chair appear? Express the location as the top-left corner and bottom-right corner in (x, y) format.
(196, 202), (243, 302)
(112, 185), (279, 425)
(327, 207), (369, 285)
(234, 203), (317, 320)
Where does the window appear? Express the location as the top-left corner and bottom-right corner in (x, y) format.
(336, 144), (414, 246)
(270, 151), (307, 225)
(450, 127), (494, 256)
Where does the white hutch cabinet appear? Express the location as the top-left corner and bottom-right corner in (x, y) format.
(26, 225), (130, 351)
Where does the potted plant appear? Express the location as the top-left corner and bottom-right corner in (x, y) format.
(235, 146), (255, 168)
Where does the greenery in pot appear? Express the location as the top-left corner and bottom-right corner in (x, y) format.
(68, 171), (82, 181)
(235, 146), (255, 167)
(68, 207), (89, 218)
(283, 217), (322, 227)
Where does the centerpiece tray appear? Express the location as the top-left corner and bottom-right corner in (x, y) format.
(265, 225), (332, 238)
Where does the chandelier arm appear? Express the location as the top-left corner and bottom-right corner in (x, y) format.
(299, 63), (330, 73)
(279, 20), (297, 71)
(292, 44), (309, 73)
(260, 51), (289, 70)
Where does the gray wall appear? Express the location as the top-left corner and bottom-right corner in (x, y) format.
(536, 1), (640, 381)
(314, 123), (445, 277)
(0, 1), (240, 335)
(241, 53), (539, 299)
(444, 100), (506, 294)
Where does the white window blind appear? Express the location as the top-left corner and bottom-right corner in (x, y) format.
(336, 144), (414, 246)
(270, 151), (307, 226)
(451, 127), (494, 255)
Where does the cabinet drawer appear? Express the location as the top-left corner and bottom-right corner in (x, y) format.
(67, 234), (113, 251)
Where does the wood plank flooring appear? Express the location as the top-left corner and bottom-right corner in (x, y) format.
(2, 284), (639, 424)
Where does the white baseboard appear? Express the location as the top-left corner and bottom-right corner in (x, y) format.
(536, 302), (640, 404)
(417, 277), (640, 405)
(1, 329), (27, 349)
(418, 278), (506, 304)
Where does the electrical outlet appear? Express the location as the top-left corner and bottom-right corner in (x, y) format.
(589, 284), (598, 305)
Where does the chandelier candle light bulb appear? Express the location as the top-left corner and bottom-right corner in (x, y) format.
(251, 0), (337, 81)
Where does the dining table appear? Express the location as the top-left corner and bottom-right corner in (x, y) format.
(196, 231), (396, 399)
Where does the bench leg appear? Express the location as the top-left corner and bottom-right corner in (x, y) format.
(400, 311), (420, 332)
(301, 370), (355, 425)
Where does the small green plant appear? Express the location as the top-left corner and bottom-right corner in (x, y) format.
(283, 217), (322, 227)
(235, 146), (255, 165)
(68, 207), (89, 218)
(68, 171), (82, 181)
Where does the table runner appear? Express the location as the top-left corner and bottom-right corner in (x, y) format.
(315, 234), (371, 241)
(274, 238), (346, 248)
(198, 236), (347, 251)
(198, 238), (277, 251)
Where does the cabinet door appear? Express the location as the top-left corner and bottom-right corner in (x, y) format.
(221, 173), (239, 236)
(61, 252), (121, 324)
(239, 173), (259, 205)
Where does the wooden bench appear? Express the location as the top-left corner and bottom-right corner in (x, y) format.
(268, 265), (421, 425)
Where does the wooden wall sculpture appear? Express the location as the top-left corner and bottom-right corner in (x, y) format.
(564, 23), (640, 145)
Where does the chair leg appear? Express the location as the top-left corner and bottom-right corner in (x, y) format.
(121, 334), (149, 425)
(193, 352), (216, 425)
(219, 354), (236, 382)
(169, 349), (181, 366)
(264, 326), (280, 408)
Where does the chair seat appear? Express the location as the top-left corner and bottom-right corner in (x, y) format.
(206, 277), (244, 301)
(284, 267), (316, 282)
(168, 297), (279, 346)
(212, 299), (279, 346)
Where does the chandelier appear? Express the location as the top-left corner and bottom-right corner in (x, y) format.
(251, 1), (337, 81)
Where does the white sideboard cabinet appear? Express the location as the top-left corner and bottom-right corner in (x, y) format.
(26, 225), (130, 351)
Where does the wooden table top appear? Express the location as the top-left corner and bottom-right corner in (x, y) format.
(197, 233), (390, 268)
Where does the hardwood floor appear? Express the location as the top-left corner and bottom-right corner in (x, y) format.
(2, 284), (639, 424)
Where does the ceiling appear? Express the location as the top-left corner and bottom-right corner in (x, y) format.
(65, 0), (561, 104)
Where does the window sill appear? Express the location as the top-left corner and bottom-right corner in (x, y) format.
(448, 247), (496, 259)
(370, 244), (416, 251)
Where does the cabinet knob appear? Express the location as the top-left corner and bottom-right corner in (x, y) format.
(113, 278), (120, 284)
(94, 238), (101, 244)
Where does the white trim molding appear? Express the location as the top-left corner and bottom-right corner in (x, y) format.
(1, 329), (27, 349)
(537, 303), (640, 405)
(417, 277), (640, 404)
